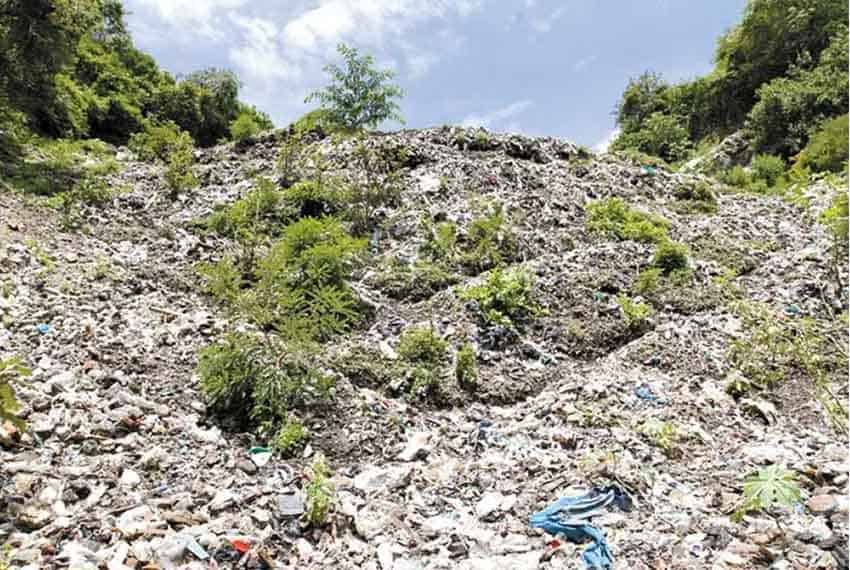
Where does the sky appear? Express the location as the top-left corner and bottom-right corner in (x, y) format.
(124, 0), (748, 150)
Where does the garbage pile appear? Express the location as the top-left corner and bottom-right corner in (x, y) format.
(0, 127), (846, 569)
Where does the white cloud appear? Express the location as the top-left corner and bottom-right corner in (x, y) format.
(134, 0), (248, 38)
(228, 15), (299, 83)
(461, 99), (533, 131)
(573, 54), (597, 72)
(593, 128), (620, 153)
(407, 52), (439, 79)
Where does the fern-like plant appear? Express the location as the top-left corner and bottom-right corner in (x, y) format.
(733, 465), (801, 523)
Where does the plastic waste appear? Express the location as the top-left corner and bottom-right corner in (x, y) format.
(37, 324), (50, 334)
(640, 165), (657, 176)
(529, 487), (632, 570)
(784, 303), (803, 316)
(635, 384), (666, 404)
(250, 446), (272, 467)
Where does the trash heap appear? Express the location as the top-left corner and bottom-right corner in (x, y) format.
(0, 126), (846, 569)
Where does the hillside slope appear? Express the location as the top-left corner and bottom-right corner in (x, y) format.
(0, 128), (847, 569)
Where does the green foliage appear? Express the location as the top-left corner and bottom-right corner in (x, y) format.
(746, 29), (848, 157)
(252, 217), (367, 339)
(734, 465), (801, 522)
(229, 112), (259, 142)
(634, 267), (662, 294)
(455, 342), (478, 389)
(463, 203), (519, 272)
(197, 256), (243, 305)
(208, 178), (284, 238)
(673, 179), (718, 213)
(46, 174), (116, 228)
(397, 326), (448, 365)
(585, 198), (670, 243)
(611, 112), (692, 163)
(420, 219), (459, 261)
(164, 138), (198, 197)
(344, 139), (405, 234)
(639, 419), (678, 455)
(306, 43), (404, 130)
(720, 165), (752, 188)
(374, 259), (459, 301)
(272, 417), (308, 457)
(796, 114), (849, 173)
(821, 190), (849, 245)
(305, 457), (334, 526)
(652, 241), (689, 274)
(197, 332), (333, 426)
(128, 121), (185, 162)
(617, 294), (652, 330)
(283, 180), (342, 218)
(728, 303), (848, 432)
(750, 154), (786, 186)
(460, 266), (540, 328)
(0, 356), (31, 429)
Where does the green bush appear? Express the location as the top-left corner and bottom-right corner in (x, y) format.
(305, 457), (334, 526)
(197, 333), (333, 425)
(463, 203), (519, 272)
(128, 121), (187, 162)
(283, 179), (343, 218)
(455, 342), (478, 389)
(397, 326), (448, 364)
(306, 43), (404, 130)
(821, 190), (849, 245)
(374, 259), (459, 301)
(197, 256), (243, 305)
(720, 165), (751, 187)
(272, 417), (308, 457)
(652, 241), (689, 274)
(611, 112), (692, 163)
(252, 217), (367, 339)
(229, 110), (262, 142)
(164, 141), (198, 197)
(208, 179), (284, 238)
(0, 356), (30, 429)
(460, 266), (540, 328)
(751, 154), (786, 186)
(634, 267), (662, 294)
(585, 198), (670, 243)
(420, 219), (459, 262)
(617, 294), (652, 330)
(796, 114), (849, 173)
(673, 179), (717, 213)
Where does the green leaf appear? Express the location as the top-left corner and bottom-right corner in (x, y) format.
(741, 464), (801, 512)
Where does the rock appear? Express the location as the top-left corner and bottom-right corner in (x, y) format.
(807, 495), (838, 514)
(119, 469), (141, 488)
(237, 459), (258, 475)
(354, 465), (411, 494)
(397, 431), (430, 461)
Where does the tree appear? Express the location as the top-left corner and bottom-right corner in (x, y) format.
(306, 43), (404, 130)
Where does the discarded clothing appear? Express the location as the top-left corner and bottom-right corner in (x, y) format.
(635, 384), (666, 404)
(529, 487), (632, 569)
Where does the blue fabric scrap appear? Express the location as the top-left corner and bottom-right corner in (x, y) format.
(529, 487), (631, 569)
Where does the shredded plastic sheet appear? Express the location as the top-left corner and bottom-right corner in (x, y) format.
(529, 487), (631, 569)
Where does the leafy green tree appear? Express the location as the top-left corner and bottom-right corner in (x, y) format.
(796, 114), (849, 173)
(616, 72), (670, 134)
(306, 43), (404, 130)
(611, 112), (692, 163)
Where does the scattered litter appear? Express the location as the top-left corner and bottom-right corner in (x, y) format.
(530, 487), (632, 569)
(250, 446), (273, 467)
(36, 323), (50, 334)
(634, 384), (667, 404)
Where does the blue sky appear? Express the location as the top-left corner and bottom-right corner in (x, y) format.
(124, 0), (747, 149)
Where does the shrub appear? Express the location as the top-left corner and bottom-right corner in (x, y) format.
(455, 342), (478, 389)
(283, 179), (344, 218)
(272, 417), (308, 457)
(751, 154), (785, 186)
(617, 294), (652, 330)
(652, 240), (689, 274)
(397, 326), (448, 365)
(164, 141), (198, 197)
(305, 457), (334, 526)
(306, 43), (404, 130)
(585, 198), (670, 243)
(673, 179), (718, 213)
(207, 178), (284, 238)
(611, 112), (692, 163)
(374, 259), (459, 301)
(639, 419), (678, 455)
(634, 267), (662, 294)
(821, 190), (849, 245)
(460, 266), (540, 328)
(128, 121), (187, 162)
(463, 203), (520, 272)
(420, 219), (459, 262)
(197, 256), (243, 305)
(0, 356), (30, 429)
(344, 140), (405, 234)
(796, 114), (849, 173)
(252, 217), (367, 339)
(197, 333), (333, 425)
(229, 110), (262, 142)
(720, 165), (751, 187)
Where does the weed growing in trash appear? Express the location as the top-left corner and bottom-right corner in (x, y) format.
(727, 302), (848, 433)
(639, 419), (679, 456)
(733, 465), (801, 524)
(459, 266), (541, 329)
(617, 294), (652, 330)
(0, 356), (30, 429)
(373, 258), (459, 301)
(455, 342), (478, 389)
(672, 179), (718, 214)
(305, 457), (334, 526)
(585, 197), (670, 243)
(272, 417), (308, 457)
(397, 325), (449, 401)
